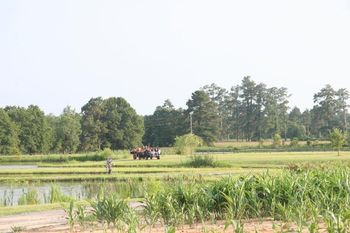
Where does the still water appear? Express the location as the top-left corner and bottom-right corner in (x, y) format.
(0, 181), (144, 206)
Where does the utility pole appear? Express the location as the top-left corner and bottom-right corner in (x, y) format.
(190, 112), (193, 134)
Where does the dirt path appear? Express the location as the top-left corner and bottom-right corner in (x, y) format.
(0, 208), (326, 233)
(0, 209), (67, 233)
(0, 210), (275, 233)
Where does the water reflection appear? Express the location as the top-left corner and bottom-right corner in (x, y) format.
(0, 180), (145, 206)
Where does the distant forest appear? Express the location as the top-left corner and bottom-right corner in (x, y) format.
(0, 76), (349, 155)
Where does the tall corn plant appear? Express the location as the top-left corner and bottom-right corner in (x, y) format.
(90, 194), (138, 233)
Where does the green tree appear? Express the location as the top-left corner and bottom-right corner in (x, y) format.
(174, 133), (203, 155)
(55, 106), (81, 153)
(226, 85), (242, 140)
(201, 83), (228, 140)
(336, 88), (349, 132)
(301, 110), (312, 137)
(81, 97), (144, 150)
(80, 97), (105, 151)
(0, 109), (20, 155)
(143, 100), (186, 146)
(109, 97), (144, 149)
(240, 76), (258, 141)
(5, 105), (50, 154)
(313, 85), (338, 136)
(264, 87), (289, 139)
(329, 128), (347, 156)
(287, 107), (306, 139)
(272, 133), (282, 148)
(186, 90), (220, 144)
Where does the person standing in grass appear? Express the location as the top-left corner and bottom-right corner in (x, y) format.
(106, 157), (113, 174)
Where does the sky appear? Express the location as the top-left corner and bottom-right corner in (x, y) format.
(0, 0), (350, 116)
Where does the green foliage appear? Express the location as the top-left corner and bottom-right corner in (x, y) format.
(186, 90), (220, 144)
(90, 194), (138, 232)
(330, 128), (347, 156)
(174, 134), (203, 155)
(81, 97), (144, 151)
(272, 133), (282, 147)
(183, 155), (230, 168)
(10, 226), (26, 233)
(49, 184), (73, 203)
(99, 148), (114, 158)
(143, 166), (350, 229)
(186, 155), (215, 168)
(5, 105), (51, 154)
(0, 109), (19, 155)
(290, 137), (299, 147)
(143, 100), (187, 146)
(51, 106), (81, 153)
(17, 188), (40, 205)
(63, 200), (76, 230)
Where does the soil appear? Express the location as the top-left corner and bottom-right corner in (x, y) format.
(0, 209), (326, 233)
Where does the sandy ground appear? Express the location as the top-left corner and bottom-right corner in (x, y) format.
(0, 209), (326, 233)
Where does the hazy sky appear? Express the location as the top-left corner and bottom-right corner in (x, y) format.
(1, 0), (350, 115)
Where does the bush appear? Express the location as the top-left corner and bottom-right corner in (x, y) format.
(186, 155), (215, 168)
(99, 148), (114, 158)
(18, 188), (40, 205)
(290, 137), (299, 147)
(183, 155), (230, 168)
(90, 194), (138, 231)
(50, 184), (73, 203)
(174, 134), (203, 155)
(272, 134), (282, 148)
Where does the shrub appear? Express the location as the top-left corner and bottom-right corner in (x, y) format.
(330, 128), (347, 156)
(272, 134), (282, 148)
(183, 155), (230, 168)
(49, 184), (73, 203)
(174, 134), (203, 155)
(18, 188), (40, 205)
(90, 194), (138, 232)
(290, 137), (299, 147)
(99, 148), (114, 158)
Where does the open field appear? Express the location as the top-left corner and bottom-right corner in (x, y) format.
(1, 152), (350, 183)
(213, 140), (331, 148)
(1, 151), (350, 232)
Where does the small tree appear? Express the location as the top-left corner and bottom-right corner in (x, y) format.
(272, 134), (282, 148)
(290, 137), (299, 147)
(330, 128), (347, 156)
(174, 134), (203, 155)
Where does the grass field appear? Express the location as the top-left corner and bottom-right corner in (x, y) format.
(213, 140), (330, 148)
(0, 152), (350, 225)
(1, 151), (350, 183)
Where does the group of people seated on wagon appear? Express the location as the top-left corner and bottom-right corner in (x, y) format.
(130, 146), (161, 160)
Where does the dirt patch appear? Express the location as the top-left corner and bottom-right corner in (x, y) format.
(0, 210), (327, 233)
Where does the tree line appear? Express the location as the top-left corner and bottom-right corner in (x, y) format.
(0, 97), (143, 155)
(0, 76), (349, 154)
(143, 76), (349, 146)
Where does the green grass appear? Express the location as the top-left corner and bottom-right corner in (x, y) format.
(1, 152), (350, 182)
(2, 151), (350, 231)
(142, 166), (350, 230)
(0, 203), (63, 216)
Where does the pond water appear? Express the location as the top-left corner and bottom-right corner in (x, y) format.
(0, 165), (38, 169)
(0, 181), (145, 206)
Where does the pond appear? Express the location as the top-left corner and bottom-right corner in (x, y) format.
(0, 180), (146, 206)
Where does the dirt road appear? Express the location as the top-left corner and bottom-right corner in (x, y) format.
(0, 208), (323, 233)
